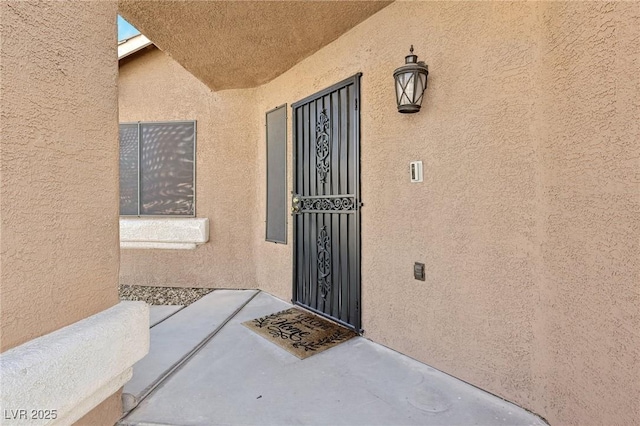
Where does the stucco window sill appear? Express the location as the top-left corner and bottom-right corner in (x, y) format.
(0, 301), (149, 425)
(119, 217), (209, 250)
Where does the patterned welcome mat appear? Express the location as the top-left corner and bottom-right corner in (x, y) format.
(242, 307), (356, 359)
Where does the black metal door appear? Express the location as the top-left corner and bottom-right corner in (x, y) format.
(291, 74), (361, 332)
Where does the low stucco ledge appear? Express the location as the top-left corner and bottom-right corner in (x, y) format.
(120, 217), (209, 250)
(0, 301), (149, 425)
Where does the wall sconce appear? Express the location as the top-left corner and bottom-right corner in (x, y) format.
(393, 45), (429, 113)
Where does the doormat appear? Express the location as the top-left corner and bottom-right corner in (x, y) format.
(242, 307), (356, 359)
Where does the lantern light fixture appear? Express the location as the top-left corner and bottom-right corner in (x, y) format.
(393, 45), (429, 114)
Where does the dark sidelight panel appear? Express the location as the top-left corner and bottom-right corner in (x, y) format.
(265, 105), (287, 243)
(291, 74), (362, 332)
(139, 122), (195, 216)
(119, 123), (139, 215)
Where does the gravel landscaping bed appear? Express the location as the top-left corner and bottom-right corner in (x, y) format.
(119, 285), (214, 306)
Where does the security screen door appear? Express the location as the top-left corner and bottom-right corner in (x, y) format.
(291, 74), (361, 332)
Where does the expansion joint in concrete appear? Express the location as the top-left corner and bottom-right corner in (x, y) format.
(120, 290), (262, 421)
(149, 305), (187, 329)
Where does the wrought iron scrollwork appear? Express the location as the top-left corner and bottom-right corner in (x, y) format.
(317, 226), (331, 299)
(300, 196), (355, 212)
(316, 109), (330, 183)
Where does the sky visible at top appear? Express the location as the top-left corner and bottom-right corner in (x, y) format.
(118, 15), (140, 41)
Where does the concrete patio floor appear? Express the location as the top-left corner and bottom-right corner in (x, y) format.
(119, 290), (546, 426)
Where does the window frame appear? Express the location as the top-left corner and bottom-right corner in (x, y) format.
(119, 120), (197, 218)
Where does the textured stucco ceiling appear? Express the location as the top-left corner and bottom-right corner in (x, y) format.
(118, 0), (392, 90)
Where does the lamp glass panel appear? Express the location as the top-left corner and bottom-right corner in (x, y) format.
(413, 72), (424, 103)
(415, 72), (427, 104)
(395, 75), (405, 104)
(398, 71), (414, 105)
(403, 73), (415, 105)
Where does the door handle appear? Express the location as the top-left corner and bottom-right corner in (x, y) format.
(291, 195), (301, 214)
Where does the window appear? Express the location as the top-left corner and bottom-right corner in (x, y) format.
(265, 105), (287, 243)
(119, 121), (196, 216)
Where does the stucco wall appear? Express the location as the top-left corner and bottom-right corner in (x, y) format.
(0, 1), (120, 352)
(74, 390), (122, 426)
(254, 2), (639, 425)
(119, 2), (639, 425)
(118, 48), (258, 288)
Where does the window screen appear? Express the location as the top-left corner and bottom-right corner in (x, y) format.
(265, 105), (287, 243)
(119, 121), (195, 216)
(119, 123), (139, 215)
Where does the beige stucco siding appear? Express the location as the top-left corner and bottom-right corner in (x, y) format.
(118, 49), (259, 288)
(119, 2), (639, 425)
(0, 1), (120, 352)
(74, 390), (122, 426)
(532, 3), (640, 424)
(255, 3), (640, 425)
